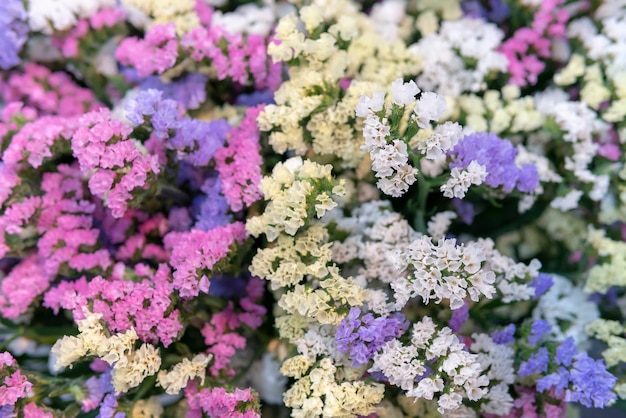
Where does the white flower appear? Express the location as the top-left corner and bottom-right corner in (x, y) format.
(550, 189), (583, 211)
(427, 211), (457, 241)
(413, 92), (447, 128)
(441, 161), (488, 199)
(391, 78), (421, 106)
(157, 353), (212, 395)
(356, 91), (386, 117)
(533, 274), (599, 349)
(417, 121), (463, 160)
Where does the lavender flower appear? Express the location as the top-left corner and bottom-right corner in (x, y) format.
(528, 319), (552, 346)
(171, 119), (230, 167)
(0, 0), (28, 70)
(531, 273), (554, 298)
(99, 394), (125, 418)
(518, 347), (549, 377)
(537, 367), (570, 395)
(336, 308), (409, 367)
(140, 74), (208, 110)
(235, 89), (275, 106)
(125, 89), (180, 136)
(193, 177), (231, 231)
(462, 0), (509, 23)
(555, 337), (577, 367)
(448, 132), (540, 194)
(491, 324), (516, 345)
(448, 302), (469, 332)
(566, 354), (617, 407)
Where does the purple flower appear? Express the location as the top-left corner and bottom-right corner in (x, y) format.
(193, 177), (231, 231)
(98, 394), (126, 418)
(125, 89), (181, 140)
(555, 337), (577, 367)
(171, 118), (230, 167)
(0, 0), (28, 70)
(448, 301), (469, 332)
(448, 132), (539, 194)
(528, 319), (551, 346)
(537, 367), (570, 395)
(565, 354), (617, 408)
(140, 74), (208, 110)
(491, 324), (516, 345)
(336, 308), (409, 367)
(452, 198), (475, 225)
(531, 273), (554, 298)
(235, 89), (275, 106)
(518, 347), (549, 377)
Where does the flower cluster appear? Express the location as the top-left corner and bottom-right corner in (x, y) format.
(2, 0), (626, 417)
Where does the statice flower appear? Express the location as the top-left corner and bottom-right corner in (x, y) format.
(0, 0), (28, 70)
(538, 353), (617, 408)
(518, 347), (549, 377)
(448, 132), (540, 194)
(215, 106), (264, 212)
(389, 235), (496, 310)
(245, 157), (346, 241)
(371, 317), (489, 414)
(186, 383), (261, 417)
(115, 23), (179, 77)
(448, 302), (469, 332)
(140, 73), (208, 110)
(164, 222), (248, 297)
(335, 307), (409, 367)
(491, 324), (516, 345)
(528, 319), (552, 346)
(531, 273), (554, 297)
(440, 160), (488, 199)
(0, 353), (33, 407)
(358, 91), (418, 198)
(555, 337), (577, 367)
(125, 89), (230, 166)
(72, 108), (161, 218)
(0, 63), (99, 116)
(193, 177), (231, 231)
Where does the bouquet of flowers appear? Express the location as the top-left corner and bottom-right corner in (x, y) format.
(1, 0), (626, 416)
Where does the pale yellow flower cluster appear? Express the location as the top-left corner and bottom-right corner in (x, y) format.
(258, 0), (421, 167)
(585, 228), (626, 293)
(50, 309), (162, 394)
(251, 222), (363, 325)
(455, 86), (544, 136)
(246, 157), (346, 241)
(157, 353), (212, 394)
(283, 358), (385, 418)
(122, 0), (199, 34)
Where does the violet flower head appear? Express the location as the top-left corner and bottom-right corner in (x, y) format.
(491, 324), (516, 345)
(528, 319), (552, 346)
(448, 132), (540, 194)
(518, 347), (550, 377)
(531, 273), (554, 298)
(555, 337), (577, 367)
(335, 307), (409, 367)
(171, 118), (230, 166)
(0, 0), (28, 70)
(537, 366), (570, 396)
(448, 301), (469, 332)
(565, 353), (617, 408)
(125, 89), (180, 135)
(194, 177), (231, 231)
(140, 73), (208, 110)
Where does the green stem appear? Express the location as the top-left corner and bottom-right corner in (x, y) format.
(0, 334), (19, 351)
(414, 175), (431, 234)
(132, 374), (157, 403)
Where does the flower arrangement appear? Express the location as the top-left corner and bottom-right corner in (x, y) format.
(1, 0), (626, 417)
